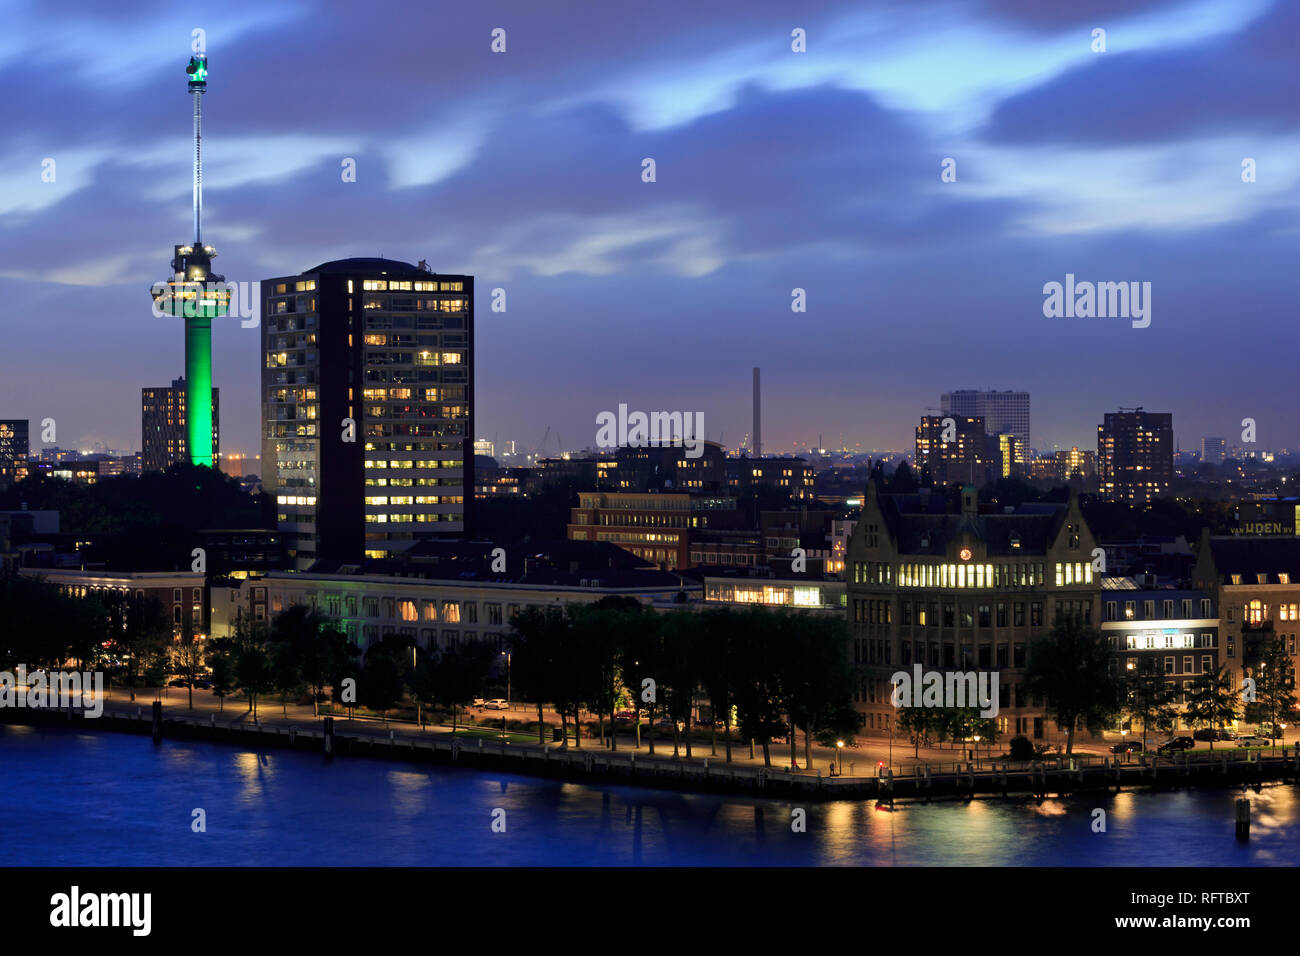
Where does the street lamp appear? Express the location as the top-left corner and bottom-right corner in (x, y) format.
(973, 734), (981, 765)
(836, 739), (844, 776)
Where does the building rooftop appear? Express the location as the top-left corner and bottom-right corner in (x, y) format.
(304, 257), (427, 276)
(1202, 535), (1300, 584)
(877, 492), (1067, 557)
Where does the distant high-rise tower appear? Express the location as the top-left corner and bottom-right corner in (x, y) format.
(1097, 408), (1173, 504)
(941, 390), (1030, 456)
(752, 368), (762, 458)
(916, 415), (996, 485)
(0, 420), (28, 487)
(149, 52), (230, 469)
(260, 259), (473, 568)
(1201, 436), (1226, 464)
(142, 378), (219, 473)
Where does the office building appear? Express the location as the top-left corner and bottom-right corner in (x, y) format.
(260, 258), (473, 569)
(1097, 408), (1173, 504)
(209, 541), (692, 651)
(1029, 447), (1096, 482)
(142, 379), (220, 473)
(1202, 437), (1226, 464)
(567, 491), (746, 570)
(941, 390), (1030, 455)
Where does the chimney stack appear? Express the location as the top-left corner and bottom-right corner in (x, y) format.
(752, 367), (762, 458)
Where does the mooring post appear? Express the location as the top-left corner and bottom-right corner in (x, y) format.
(323, 716), (334, 759)
(1235, 798), (1251, 840)
(151, 701), (162, 744)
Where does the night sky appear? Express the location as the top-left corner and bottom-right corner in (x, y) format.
(2, 0), (1296, 460)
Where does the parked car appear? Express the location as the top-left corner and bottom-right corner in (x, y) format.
(483, 699), (509, 710)
(168, 678), (190, 688)
(193, 679), (212, 690)
(1111, 740), (1144, 754)
(1236, 735), (1269, 747)
(613, 710), (637, 721)
(470, 698), (485, 708)
(1193, 728), (1235, 742)
(1157, 737), (1195, 754)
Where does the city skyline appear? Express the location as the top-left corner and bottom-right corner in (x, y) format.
(2, 0), (1298, 460)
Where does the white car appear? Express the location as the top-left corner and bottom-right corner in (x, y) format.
(1236, 735), (1269, 747)
(470, 698), (485, 707)
(483, 699), (509, 710)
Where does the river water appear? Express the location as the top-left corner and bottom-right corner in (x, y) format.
(3, 724), (1296, 866)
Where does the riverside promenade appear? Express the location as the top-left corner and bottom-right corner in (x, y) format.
(9, 686), (1300, 802)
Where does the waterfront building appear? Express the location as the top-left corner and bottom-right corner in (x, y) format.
(1192, 533), (1300, 692)
(259, 258), (474, 568)
(210, 543), (692, 653)
(1098, 576), (1219, 726)
(19, 568), (209, 636)
(845, 482), (1101, 742)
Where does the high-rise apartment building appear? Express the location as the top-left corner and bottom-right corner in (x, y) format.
(1097, 408), (1173, 504)
(141, 379), (220, 473)
(0, 420), (29, 487)
(260, 258), (473, 569)
(915, 415), (997, 485)
(1201, 437), (1226, 464)
(941, 390), (1031, 455)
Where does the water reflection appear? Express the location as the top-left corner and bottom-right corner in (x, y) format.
(5, 725), (1300, 867)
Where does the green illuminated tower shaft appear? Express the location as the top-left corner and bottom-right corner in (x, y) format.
(186, 314), (213, 467)
(151, 54), (228, 468)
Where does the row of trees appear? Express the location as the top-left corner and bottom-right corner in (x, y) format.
(894, 707), (1000, 758)
(0, 575), (179, 697)
(508, 597), (861, 767)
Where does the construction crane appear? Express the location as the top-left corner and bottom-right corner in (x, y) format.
(532, 426), (551, 459)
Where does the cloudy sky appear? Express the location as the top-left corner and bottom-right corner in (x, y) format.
(1, 0), (1296, 461)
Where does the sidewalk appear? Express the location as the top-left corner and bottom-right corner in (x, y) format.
(108, 685), (1119, 778)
